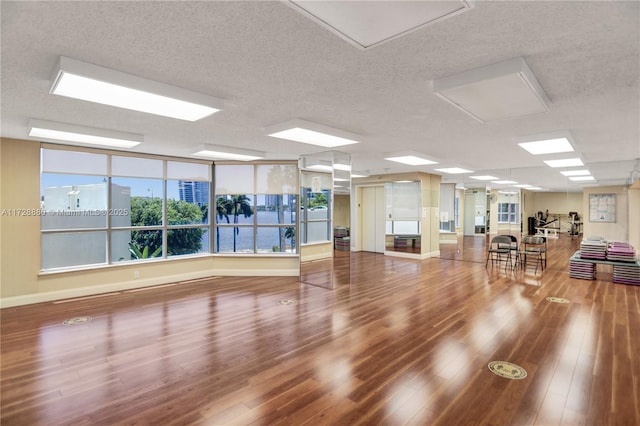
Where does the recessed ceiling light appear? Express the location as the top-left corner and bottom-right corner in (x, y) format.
(492, 180), (518, 184)
(50, 57), (223, 121)
(528, 186), (543, 190)
(513, 184), (532, 188)
(28, 119), (142, 148)
(518, 137), (574, 155)
(470, 175), (498, 181)
(334, 178), (349, 182)
(266, 119), (359, 148)
(544, 158), (584, 168)
(435, 167), (473, 174)
(560, 169), (590, 176)
(433, 57), (549, 122)
(569, 176), (596, 181)
(192, 144), (265, 161)
(385, 155), (437, 166)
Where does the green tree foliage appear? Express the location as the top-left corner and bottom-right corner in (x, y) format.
(308, 192), (328, 208)
(129, 197), (205, 258)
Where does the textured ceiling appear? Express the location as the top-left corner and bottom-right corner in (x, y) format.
(1, 1), (638, 192)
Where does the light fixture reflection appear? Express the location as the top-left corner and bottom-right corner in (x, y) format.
(192, 144), (265, 161)
(28, 119), (142, 148)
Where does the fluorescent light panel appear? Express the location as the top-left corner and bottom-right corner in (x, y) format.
(50, 57), (223, 121)
(492, 180), (518, 184)
(470, 175), (498, 181)
(192, 144), (265, 161)
(435, 167), (473, 174)
(266, 119), (359, 148)
(433, 57), (549, 122)
(544, 158), (584, 168)
(385, 155), (437, 166)
(569, 176), (596, 181)
(518, 137), (574, 155)
(28, 119), (142, 148)
(561, 169), (590, 176)
(513, 184), (532, 188)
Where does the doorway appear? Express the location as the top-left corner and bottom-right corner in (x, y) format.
(360, 186), (385, 253)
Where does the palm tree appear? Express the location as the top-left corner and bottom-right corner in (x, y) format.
(216, 195), (253, 252)
(285, 226), (295, 251)
(231, 194), (253, 252)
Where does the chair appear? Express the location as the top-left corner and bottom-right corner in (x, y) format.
(518, 235), (547, 273)
(486, 235), (513, 271)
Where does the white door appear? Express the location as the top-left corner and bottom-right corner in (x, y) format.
(361, 186), (386, 253)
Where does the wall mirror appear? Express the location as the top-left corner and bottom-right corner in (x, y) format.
(299, 151), (351, 288)
(384, 181), (422, 254)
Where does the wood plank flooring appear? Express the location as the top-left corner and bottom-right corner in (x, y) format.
(2, 234), (639, 425)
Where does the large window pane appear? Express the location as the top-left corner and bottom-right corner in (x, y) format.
(112, 156), (163, 178)
(256, 194), (296, 225)
(167, 180), (209, 224)
(42, 149), (107, 175)
(257, 226), (295, 253)
(386, 181), (421, 220)
(307, 221), (330, 242)
(168, 228), (209, 256)
(215, 195), (254, 225)
(394, 221), (420, 234)
(215, 226), (254, 253)
(112, 178), (163, 227)
(167, 161), (211, 181)
(256, 165), (297, 193)
(41, 173), (108, 230)
(215, 165), (254, 194)
(123, 229), (163, 260)
(42, 231), (106, 269)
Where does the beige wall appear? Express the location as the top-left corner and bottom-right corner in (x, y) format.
(531, 191), (583, 216)
(334, 194), (350, 228)
(0, 138), (298, 308)
(582, 185), (629, 242)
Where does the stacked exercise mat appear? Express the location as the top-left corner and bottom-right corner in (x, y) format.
(580, 236), (607, 260)
(606, 241), (636, 262)
(569, 237), (639, 285)
(608, 242), (639, 285)
(569, 258), (596, 280)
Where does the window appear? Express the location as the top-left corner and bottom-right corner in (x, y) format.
(385, 181), (422, 235)
(439, 183), (455, 232)
(498, 202), (520, 224)
(299, 171), (331, 244)
(215, 164), (297, 253)
(40, 147), (211, 270)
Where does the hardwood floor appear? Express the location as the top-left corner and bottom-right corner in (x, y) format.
(2, 234), (639, 425)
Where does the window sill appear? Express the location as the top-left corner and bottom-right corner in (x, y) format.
(39, 252), (298, 276)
